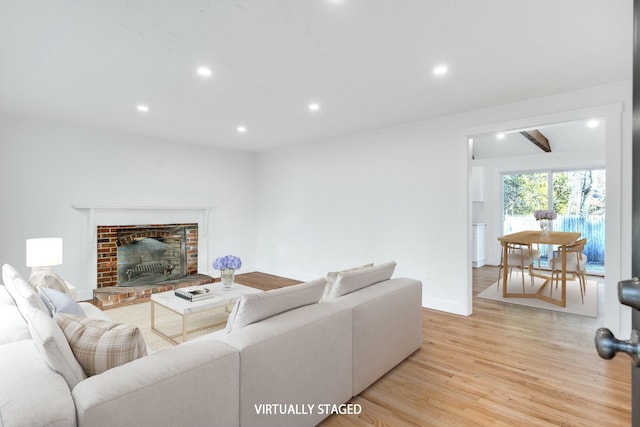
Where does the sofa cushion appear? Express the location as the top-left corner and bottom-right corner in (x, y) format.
(0, 340), (76, 427)
(323, 263), (373, 300)
(220, 302), (353, 427)
(333, 277), (423, 395)
(39, 287), (86, 317)
(225, 278), (326, 332)
(2, 263), (48, 314)
(25, 306), (87, 388)
(56, 313), (147, 376)
(325, 261), (397, 300)
(0, 285), (31, 344)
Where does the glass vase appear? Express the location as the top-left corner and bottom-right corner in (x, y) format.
(220, 269), (235, 290)
(539, 219), (551, 234)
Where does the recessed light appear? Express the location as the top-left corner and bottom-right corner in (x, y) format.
(197, 66), (212, 77)
(308, 103), (320, 112)
(433, 65), (448, 76)
(237, 126), (247, 133)
(136, 104), (149, 112)
(497, 132), (505, 140)
(587, 119), (599, 128)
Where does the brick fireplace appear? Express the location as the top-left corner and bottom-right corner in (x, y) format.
(93, 223), (214, 307)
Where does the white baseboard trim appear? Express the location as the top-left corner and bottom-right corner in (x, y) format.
(422, 296), (471, 316)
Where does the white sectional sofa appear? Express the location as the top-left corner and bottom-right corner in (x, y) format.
(0, 262), (422, 427)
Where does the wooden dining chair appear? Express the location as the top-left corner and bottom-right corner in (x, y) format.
(549, 238), (588, 303)
(497, 242), (541, 292)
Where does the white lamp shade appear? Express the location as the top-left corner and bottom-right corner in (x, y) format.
(26, 238), (63, 267)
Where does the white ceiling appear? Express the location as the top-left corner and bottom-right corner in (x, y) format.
(0, 0), (632, 152)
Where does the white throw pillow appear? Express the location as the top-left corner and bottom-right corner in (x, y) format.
(325, 261), (397, 300)
(24, 306), (87, 388)
(56, 313), (148, 376)
(39, 287), (86, 317)
(225, 278), (326, 332)
(323, 263), (374, 301)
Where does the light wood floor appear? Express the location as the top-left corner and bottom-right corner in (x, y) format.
(238, 267), (632, 426)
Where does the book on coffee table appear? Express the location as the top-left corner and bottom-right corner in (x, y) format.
(174, 287), (216, 302)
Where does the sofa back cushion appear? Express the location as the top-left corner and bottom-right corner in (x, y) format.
(56, 313), (147, 376)
(225, 278), (326, 332)
(25, 306), (87, 388)
(325, 261), (397, 300)
(2, 263), (48, 314)
(0, 285), (31, 344)
(323, 263), (373, 300)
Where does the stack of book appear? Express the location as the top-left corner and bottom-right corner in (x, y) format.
(175, 287), (216, 302)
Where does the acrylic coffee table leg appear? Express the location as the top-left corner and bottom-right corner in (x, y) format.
(150, 301), (155, 330)
(183, 315), (188, 343)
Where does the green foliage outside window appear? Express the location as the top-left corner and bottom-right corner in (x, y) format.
(503, 170), (605, 217)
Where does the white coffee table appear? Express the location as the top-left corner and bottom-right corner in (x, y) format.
(150, 282), (262, 345)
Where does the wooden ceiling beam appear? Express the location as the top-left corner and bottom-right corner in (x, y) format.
(520, 129), (551, 152)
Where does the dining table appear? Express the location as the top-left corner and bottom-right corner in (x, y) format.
(497, 230), (581, 308)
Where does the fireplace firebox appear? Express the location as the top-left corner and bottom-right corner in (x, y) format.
(96, 224), (199, 288)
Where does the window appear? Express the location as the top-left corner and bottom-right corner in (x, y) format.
(502, 169), (605, 274)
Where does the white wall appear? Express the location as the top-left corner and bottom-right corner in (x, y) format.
(257, 119), (469, 314)
(256, 80), (632, 329)
(0, 116), (257, 300)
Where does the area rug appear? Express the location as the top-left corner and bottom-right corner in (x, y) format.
(477, 273), (598, 317)
(104, 301), (229, 352)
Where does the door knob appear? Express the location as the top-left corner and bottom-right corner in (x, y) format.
(618, 278), (640, 310)
(595, 328), (640, 366)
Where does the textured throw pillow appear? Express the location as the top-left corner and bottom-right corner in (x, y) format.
(323, 263), (374, 301)
(56, 313), (147, 376)
(325, 261), (397, 300)
(29, 269), (73, 296)
(39, 287), (86, 317)
(225, 278), (326, 332)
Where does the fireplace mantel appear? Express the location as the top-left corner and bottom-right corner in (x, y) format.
(72, 204), (217, 210)
(72, 204), (217, 242)
(72, 204), (216, 295)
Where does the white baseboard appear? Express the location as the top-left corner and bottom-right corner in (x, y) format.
(422, 296), (471, 316)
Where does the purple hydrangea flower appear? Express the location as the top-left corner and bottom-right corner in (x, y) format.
(213, 255), (242, 271)
(534, 210), (557, 220)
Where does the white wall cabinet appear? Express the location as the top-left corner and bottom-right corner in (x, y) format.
(472, 223), (486, 268)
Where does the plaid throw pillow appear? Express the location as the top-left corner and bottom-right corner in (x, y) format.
(56, 313), (147, 376)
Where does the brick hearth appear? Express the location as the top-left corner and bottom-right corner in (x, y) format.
(94, 274), (216, 308)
